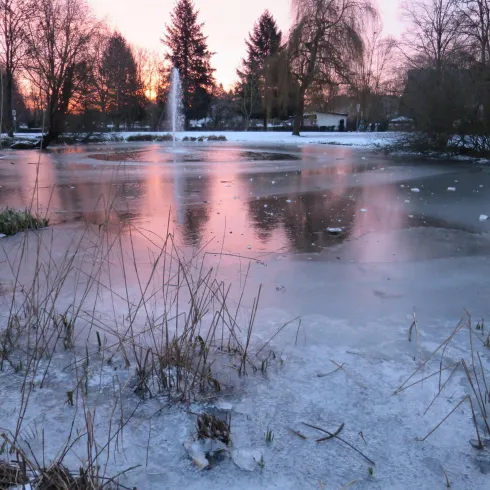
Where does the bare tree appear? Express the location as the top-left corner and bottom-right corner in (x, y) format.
(287, 0), (376, 136)
(136, 48), (161, 102)
(0, 0), (31, 136)
(23, 0), (99, 147)
(402, 0), (467, 71)
(460, 0), (490, 65)
(350, 16), (397, 123)
(235, 68), (260, 129)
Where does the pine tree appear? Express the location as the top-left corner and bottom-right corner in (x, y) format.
(237, 11), (282, 130)
(101, 32), (146, 129)
(162, 0), (215, 129)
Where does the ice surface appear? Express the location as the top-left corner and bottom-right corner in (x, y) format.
(231, 449), (263, 471)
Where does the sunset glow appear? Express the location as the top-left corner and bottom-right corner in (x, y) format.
(89, 0), (405, 89)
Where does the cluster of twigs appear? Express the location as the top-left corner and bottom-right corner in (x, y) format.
(287, 421), (376, 466)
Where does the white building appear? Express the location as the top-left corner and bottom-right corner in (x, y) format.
(303, 112), (348, 130)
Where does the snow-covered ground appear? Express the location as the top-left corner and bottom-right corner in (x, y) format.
(9, 130), (398, 148)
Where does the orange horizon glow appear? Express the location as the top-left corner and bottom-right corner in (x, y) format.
(89, 0), (405, 91)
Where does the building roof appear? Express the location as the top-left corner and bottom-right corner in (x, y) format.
(305, 112), (348, 117)
(391, 116), (413, 123)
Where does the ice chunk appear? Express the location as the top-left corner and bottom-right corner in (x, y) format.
(184, 441), (209, 470)
(411, 188), (420, 193)
(479, 214), (489, 221)
(231, 448), (263, 471)
(360, 208), (367, 213)
(327, 228), (343, 234)
(215, 401), (233, 411)
(0, 234), (5, 238)
(447, 187), (456, 191)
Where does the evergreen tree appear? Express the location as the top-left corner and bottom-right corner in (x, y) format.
(101, 32), (146, 129)
(237, 11), (282, 130)
(162, 0), (215, 129)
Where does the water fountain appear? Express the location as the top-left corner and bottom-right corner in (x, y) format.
(168, 67), (184, 146)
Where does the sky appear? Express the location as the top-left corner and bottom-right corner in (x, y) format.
(88, 0), (405, 89)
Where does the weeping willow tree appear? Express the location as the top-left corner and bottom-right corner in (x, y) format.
(286, 0), (376, 135)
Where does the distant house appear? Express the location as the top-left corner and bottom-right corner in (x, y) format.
(304, 112), (348, 130)
(285, 112), (347, 130)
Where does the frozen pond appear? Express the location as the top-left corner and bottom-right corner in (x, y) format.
(0, 141), (490, 489)
(1, 141), (489, 258)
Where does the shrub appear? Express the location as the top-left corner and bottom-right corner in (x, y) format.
(126, 134), (154, 142)
(207, 135), (227, 141)
(0, 208), (49, 236)
(155, 134), (173, 142)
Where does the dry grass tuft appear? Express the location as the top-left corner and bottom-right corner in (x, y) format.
(0, 459), (28, 488)
(197, 413), (231, 445)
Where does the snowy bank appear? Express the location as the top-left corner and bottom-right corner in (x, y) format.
(7, 130), (398, 149)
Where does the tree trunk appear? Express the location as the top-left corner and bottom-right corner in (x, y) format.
(5, 73), (14, 137)
(39, 130), (59, 149)
(292, 87), (305, 136)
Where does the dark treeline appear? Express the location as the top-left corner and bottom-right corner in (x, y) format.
(0, 0), (489, 153)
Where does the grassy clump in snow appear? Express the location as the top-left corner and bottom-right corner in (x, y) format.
(197, 413), (231, 445)
(0, 460), (29, 488)
(396, 312), (490, 449)
(0, 207), (48, 236)
(0, 441), (125, 489)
